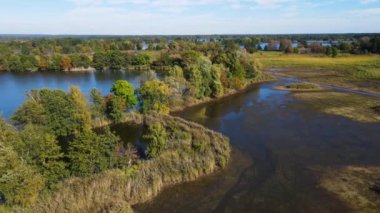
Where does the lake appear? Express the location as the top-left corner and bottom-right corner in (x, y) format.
(135, 80), (380, 212)
(0, 71), (150, 118)
(1, 72), (380, 212)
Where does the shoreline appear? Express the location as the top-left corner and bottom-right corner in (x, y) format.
(170, 78), (277, 114)
(273, 85), (325, 92)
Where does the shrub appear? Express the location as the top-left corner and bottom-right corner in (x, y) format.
(143, 122), (168, 158)
(285, 82), (321, 90)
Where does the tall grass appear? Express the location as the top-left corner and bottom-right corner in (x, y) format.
(29, 113), (230, 212)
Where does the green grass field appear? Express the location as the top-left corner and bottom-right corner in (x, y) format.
(255, 52), (380, 93)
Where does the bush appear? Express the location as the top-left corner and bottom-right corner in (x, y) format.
(143, 122), (168, 158)
(0, 144), (45, 206)
(285, 82), (321, 90)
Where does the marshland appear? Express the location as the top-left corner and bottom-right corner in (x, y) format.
(0, 34), (380, 213)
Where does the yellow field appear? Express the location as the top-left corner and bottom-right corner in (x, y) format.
(254, 51), (380, 71)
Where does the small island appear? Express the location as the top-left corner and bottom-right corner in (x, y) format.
(275, 82), (324, 91)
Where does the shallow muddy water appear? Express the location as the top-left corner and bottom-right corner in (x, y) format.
(134, 80), (380, 213)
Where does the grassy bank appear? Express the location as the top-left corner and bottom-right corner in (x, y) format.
(25, 113), (230, 212)
(255, 52), (380, 93)
(170, 73), (275, 113)
(275, 82), (323, 91)
(319, 166), (380, 213)
(293, 91), (380, 123)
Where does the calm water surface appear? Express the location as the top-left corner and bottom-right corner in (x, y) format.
(134, 80), (380, 213)
(1, 72), (380, 212)
(0, 71), (149, 118)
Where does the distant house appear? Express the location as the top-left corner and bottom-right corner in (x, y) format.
(258, 42), (268, 50)
(306, 40), (332, 48)
(196, 38), (209, 43)
(291, 41), (299, 48)
(258, 42), (280, 51)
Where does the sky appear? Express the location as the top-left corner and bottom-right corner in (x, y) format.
(0, 0), (379, 35)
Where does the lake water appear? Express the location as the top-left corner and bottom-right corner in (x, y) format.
(134, 80), (380, 213)
(1, 72), (380, 212)
(0, 71), (149, 118)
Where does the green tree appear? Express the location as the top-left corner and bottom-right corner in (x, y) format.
(14, 125), (68, 186)
(143, 122), (167, 158)
(332, 47), (339, 58)
(138, 80), (170, 114)
(131, 53), (151, 65)
(106, 95), (126, 122)
(210, 64), (224, 97)
(108, 51), (123, 71)
(70, 54), (91, 68)
(11, 89), (84, 138)
(90, 89), (106, 118)
(0, 118), (44, 206)
(8, 55), (24, 72)
(167, 65), (184, 78)
(48, 55), (62, 72)
(325, 47), (332, 56)
(0, 145), (45, 206)
(92, 51), (108, 71)
(110, 80), (138, 108)
(68, 129), (119, 176)
(69, 86), (92, 132)
(181, 51), (213, 98)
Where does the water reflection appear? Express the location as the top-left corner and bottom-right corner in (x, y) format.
(135, 80), (380, 213)
(0, 71), (149, 118)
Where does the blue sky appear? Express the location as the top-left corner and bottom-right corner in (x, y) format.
(0, 0), (379, 35)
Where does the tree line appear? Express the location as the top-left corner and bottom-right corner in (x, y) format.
(0, 35), (379, 72)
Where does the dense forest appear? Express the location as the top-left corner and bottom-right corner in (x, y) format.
(0, 34), (379, 72)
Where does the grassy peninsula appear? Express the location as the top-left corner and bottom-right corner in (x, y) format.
(31, 113), (230, 212)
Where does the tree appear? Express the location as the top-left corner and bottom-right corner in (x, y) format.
(210, 64), (224, 97)
(268, 40), (277, 51)
(68, 129), (119, 176)
(332, 47), (339, 58)
(0, 144), (44, 206)
(181, 51), (213, 98)
(90, 89), (106, 118)
(110, 80), (138, 108)
(70, 54), (91, 68)
(280, 39), (292, 53)
(131, 53), (151, 66)
(339, 42), (353, 53)
(68, 86), (92, 132)
(138, 80), (170, 114)
(11, 89), (84, 138)
(14, 124), (68, 186)
(0, 118), (45, 206)
(108, 51), (123, 71)
(60, 56), (72, 71)
(105, 95), (126, 122)
(325, 47), (332, 56)
(92, 51), (108, 71)
(167, 65), (184, 78)
(8, 55), (24, 72)
(143, 122), (167, 158)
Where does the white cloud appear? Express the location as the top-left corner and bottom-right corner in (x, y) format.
(360, 0), (377, 4)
